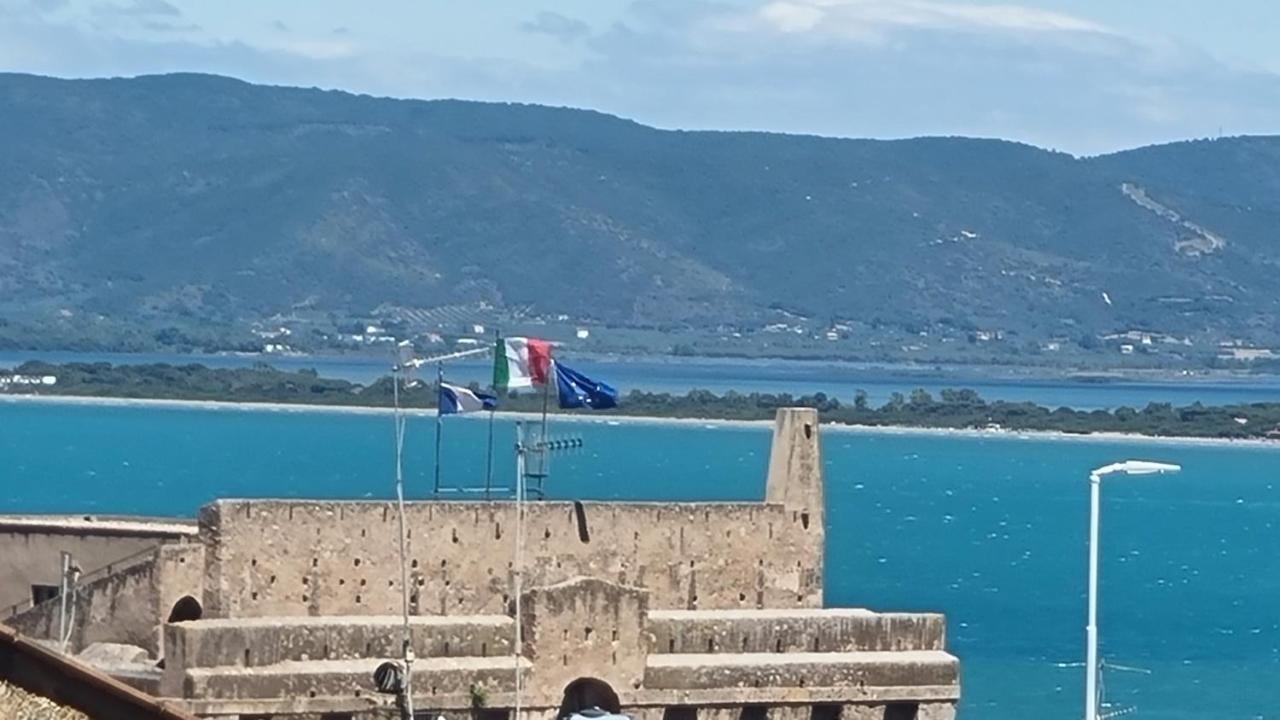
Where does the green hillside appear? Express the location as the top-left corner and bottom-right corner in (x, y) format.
(1, 72), (1278, 357)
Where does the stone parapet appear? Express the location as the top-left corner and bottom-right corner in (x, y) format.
(645, 651), (959, 693)
(648, 609), (946, 654)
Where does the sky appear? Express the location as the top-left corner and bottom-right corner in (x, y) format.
(1, 0), (1278, 155)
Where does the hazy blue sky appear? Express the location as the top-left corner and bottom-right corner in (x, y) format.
(2, 0), (1277, 154)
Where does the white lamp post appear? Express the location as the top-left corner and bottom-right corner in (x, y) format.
(1084, 460), (1181, 720)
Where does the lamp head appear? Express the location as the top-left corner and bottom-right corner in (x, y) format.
(1091, 460), (1182, 478)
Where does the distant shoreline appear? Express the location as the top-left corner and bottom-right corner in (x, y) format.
(6, 393), (1280, 450)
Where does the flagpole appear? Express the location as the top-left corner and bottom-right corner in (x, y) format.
(513, 421), (525, 720)
(537, 365), (551, 499)
(433, 362), (443, 498)
(485, 329), (499, 501)
(391, 364), (414, 720)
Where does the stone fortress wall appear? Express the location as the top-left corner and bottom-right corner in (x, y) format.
(4, 409), (960, 720)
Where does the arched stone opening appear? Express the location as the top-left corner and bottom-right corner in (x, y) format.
(558, 677), (622, 717)
(167, 595), (203, 623)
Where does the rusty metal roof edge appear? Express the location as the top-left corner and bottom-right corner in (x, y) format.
(0, 622), (197, 720)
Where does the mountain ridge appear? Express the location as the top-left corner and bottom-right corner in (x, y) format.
(1, 72), (1278, 355)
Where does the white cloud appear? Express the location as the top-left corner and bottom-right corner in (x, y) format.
(758, 0), (1108, 35)
(0, 0), (1275, 155)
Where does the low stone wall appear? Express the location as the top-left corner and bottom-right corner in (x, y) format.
(163, 615), (514, 674)
(647, 609), (946, 654)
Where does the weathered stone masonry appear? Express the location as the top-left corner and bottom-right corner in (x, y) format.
(5, 408), (960, 719)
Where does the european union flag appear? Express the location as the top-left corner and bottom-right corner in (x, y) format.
(554, 362), (619, 410)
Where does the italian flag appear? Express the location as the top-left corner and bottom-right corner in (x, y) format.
(493, 336), (552, 390)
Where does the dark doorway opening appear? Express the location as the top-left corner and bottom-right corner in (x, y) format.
(167, 595), (203, 623)
(559, 677), (622, 717)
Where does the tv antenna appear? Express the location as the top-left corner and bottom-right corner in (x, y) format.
(1053, 658), (1150, 719)
(511, 421), (584, 720)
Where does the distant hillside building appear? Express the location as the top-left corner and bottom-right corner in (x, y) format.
(1, 409), (960, 719)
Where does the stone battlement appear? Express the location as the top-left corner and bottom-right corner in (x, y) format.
(3, 408), (961, 720)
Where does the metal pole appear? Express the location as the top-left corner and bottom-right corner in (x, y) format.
(484, 408), (496, 500)
(1085, 472), (1101, 720)
(393, 370), (414, 720)
(513, 422), (525, 720)
(433, 362), (444, 497)
(537, 368), (551, 499)
(57, 551), (70, 652)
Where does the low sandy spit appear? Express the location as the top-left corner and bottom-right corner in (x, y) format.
(3, 393), (1279, 449)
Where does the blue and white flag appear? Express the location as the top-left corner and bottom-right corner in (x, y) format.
(439, 382), (498, 415)
(554, 362), (619, 410)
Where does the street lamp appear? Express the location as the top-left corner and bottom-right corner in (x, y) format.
(1084, 460), (1181, 720)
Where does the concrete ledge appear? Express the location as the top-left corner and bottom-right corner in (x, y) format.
(0, 516), (196, 538)
(165, 615), (515, 669)
(181, 655), (531, 701)
(645, 651), (959, 691)
(648, 610), (946, 654)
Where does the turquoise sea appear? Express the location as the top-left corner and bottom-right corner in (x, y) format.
(2, 399), (1279, 719)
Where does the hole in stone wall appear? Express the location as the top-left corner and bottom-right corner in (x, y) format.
(361, 529), (366, 538)
(706, 638), (714, 652)
(243, 648), (251, 666)
(739, 592), (747, 602)
(481, 642), (487, 657)
(741, 637), (748, 652)
(495, 523), (502, 540)
(339, 579), (345, 586)
(573, 501), (591, 543)
(251, 591), (258, 601)
(812, 636), (820, 651)
(740, 706), (769, 720)
(668, 639), (675, 652)
(270, 575), (276, 585)
(811, 705), (842, 720)
(444, 641), (450, 655)
(452, 528), (459, 544)
(412, 559), (419, 569)
(804, 423), (813, 439)
(884, 704), (918, 720)
(302, 594), (308, 602)
(801, 512), (810, 530)
(355, 595), (362, 604)
(663, 707), (697, 720)
(611, 650), (617, 664)
(312, 558), (318, 568)
(354, 558), (361, 567)
(544, 528), (552, 540)
(584, 627), (593, 641)
(612, 630), (618, 642)
(775, 639), (782, 653)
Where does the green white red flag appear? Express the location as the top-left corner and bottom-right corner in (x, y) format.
(493, 336), (552, 390)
